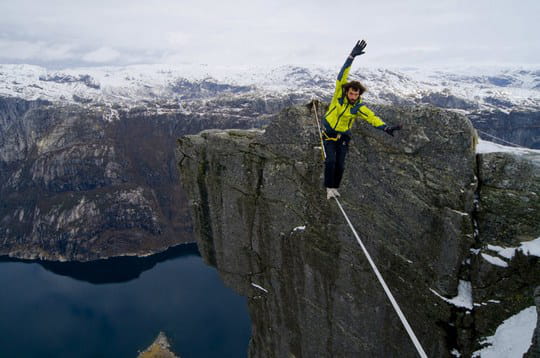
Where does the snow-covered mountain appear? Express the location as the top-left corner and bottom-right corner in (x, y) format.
(1, 63), (539, 113)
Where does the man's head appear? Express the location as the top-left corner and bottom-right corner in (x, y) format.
(343, 81), (366, 103)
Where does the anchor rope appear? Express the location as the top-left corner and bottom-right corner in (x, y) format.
(476, 129), (526, 148)
(310, 98), (327, 160)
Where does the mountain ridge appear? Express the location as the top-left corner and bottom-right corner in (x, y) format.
(2, 63), (539, 113)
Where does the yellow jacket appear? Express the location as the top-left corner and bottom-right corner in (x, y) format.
(323, 57), (385, 135)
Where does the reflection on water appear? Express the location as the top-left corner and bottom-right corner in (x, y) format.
(0, 244), (200, 284)
(0, 243), (251, 358)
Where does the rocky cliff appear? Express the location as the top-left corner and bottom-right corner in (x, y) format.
(177, 102), (540, 357)
(470, 110), (540, 149)
(0, 96), (271, 261)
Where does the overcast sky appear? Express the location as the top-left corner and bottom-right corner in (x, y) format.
(1, 0), (539, 69)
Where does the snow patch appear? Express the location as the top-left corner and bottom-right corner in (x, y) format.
(476, 139), (540, 155)
(430, 280), (473, 310)
(487, 237), (540, 259)
(293, 225), (306, 232)
(475, 300), (502, 307)
(481, 253), (509, 268)
(487, 244), (517, 259)
(450, 209), (469, 217)
(251, 283), (268, 293)
(473, 306), (537, 358)
(522, 238), (540, 257)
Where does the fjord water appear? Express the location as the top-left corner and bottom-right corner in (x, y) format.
(0, 243), (251, 357)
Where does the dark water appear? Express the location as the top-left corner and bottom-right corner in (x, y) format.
(0, 243), (251, 358)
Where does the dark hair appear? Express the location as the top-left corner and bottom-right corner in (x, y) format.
(343, 80), (366, 95)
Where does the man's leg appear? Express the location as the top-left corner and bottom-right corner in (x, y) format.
(324, 140), (338, 188)
(333, 137), (349, 188)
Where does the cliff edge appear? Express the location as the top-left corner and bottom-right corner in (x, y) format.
(177, 102), (539, 357)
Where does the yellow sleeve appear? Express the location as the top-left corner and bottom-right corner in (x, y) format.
(358, 105), (386, 127)
(331, 57), (354, 101)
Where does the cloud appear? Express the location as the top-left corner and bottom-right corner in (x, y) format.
(0, 0), (539, 68)
(165, 32), (192, 48)
(0, 39), (75, 61)
(82, 47), (121, 63)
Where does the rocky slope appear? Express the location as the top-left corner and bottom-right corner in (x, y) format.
(0, 95), (272, 260)
(177, 103), (540, 357)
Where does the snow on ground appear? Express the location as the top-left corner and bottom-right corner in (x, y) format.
(488, 238), (540, 260)
(251, 283), (269, 293)
(430, 280), (473, 310)
(522, 238), (540, 257)
(476, 139), (540, 155)
(481, 253), (509, 268)
(473, 306), (537, 358)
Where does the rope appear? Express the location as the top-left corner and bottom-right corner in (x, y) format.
(311, 100), (327, 160)
(477, 129), (524, 148)
(310, 104), (428, 357)
(333, 198), (428, 358)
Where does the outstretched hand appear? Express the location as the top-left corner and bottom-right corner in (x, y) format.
(384, 124), (403, 137)
(350, 40), (367, 57)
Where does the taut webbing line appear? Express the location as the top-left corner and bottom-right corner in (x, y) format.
(477, 129), (525, 148)
(310, 100), (427, 358)
(333, 198), (428, 358)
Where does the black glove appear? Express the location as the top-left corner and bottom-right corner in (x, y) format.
(350, 40), (367, 57)
(384, 124), (402, 137)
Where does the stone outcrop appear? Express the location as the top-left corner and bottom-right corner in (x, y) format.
(476, 151), (540, 245)
(177, 102), (540, 357)
(138, 332), (179, 358)
(472, 150), (540, 354)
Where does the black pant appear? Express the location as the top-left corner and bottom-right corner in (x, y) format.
(324, 136), (349, 188)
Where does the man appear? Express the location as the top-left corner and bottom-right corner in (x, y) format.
(322, 40), (401, 200)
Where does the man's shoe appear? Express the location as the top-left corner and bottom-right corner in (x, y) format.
(326, 188), (340, 200)
(326, 188), (335, 200)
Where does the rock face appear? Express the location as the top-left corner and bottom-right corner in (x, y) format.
(476, 151), (540, 246)
(471, 149), (540, 353)
(470, 110), (540, 149)
(177, 102), (540, 357)
(0, 96), (269, 261)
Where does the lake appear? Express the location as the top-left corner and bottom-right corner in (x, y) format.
(0, 243), (251, 357)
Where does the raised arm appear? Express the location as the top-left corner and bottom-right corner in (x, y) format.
(331, 40), (367, 100)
